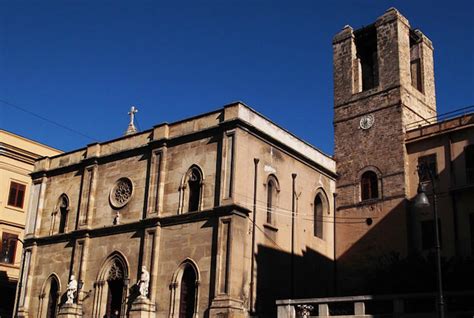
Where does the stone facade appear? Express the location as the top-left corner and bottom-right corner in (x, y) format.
(18, 104), (336, 317)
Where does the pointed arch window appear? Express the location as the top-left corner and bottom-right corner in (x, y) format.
(266, 176), (279, 224)
(180, 166), (204, 214)
(314, 194), (324, 239)
(361, 171), (379, 201)
(188, 168), (202, 212)
(58, 195), (69, 234)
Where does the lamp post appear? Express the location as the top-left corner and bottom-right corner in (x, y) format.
(414, 163), (444, 318)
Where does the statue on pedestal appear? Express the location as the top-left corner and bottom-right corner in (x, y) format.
(138, 266), (150, 298)
(65, 275), (78, 304)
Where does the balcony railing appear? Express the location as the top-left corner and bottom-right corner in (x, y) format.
(405, 105), (474, 132)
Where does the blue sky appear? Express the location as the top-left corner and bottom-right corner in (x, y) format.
(1, 0), (473, 155)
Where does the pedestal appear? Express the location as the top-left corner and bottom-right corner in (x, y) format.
(17, 308), (29, 318)
(209, 296), (246, 318)
(129, 296), (157, 318)
(58, 303), (83, 317)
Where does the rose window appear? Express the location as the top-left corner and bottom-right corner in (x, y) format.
(110, 177), (133, 208)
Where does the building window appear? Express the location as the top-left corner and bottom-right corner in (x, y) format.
(58, 195), (69, 234)
(188, 168), (202, 212)
(7, 181), (26, 209)
(355, 25), (379, 91)
(465, 145), (474, 184)
(314, 194), (324, 239)
(0, 233), (18, 264)
(361, 171), (378, 201)
(421, 219), (442, 250)
(418, 154), (437, 182)
(266, 176), (279, 224)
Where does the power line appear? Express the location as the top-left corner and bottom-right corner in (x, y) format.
(0, 98), (99, 142)
(246, 214), (285, 251)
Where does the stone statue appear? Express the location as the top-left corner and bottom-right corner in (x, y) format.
(66, 275), (78, 304)
(113, 211), (120, 225)
(138, 266), (150, 298)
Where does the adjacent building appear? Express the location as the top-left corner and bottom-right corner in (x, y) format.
(0, 130), (61, 317)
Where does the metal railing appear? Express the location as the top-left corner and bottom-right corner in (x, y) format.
(405, 105), (474, 131)
(276, 291), (474, 317)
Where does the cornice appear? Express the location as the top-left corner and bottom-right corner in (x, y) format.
(23, 204), (251, 247)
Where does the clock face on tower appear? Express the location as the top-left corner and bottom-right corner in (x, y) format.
(359, 114), (375, 130)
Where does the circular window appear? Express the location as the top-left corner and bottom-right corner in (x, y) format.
(110, 177), (133, 209)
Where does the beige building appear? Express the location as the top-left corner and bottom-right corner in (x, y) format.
(17, 104), (336, 317)
(0, 130), (61, 317)
(406, 113), (474, 257)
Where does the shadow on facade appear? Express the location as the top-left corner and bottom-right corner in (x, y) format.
(0, 271), (16, 317)
(255, 244), (333, 317)
(336, 147), (474, 298)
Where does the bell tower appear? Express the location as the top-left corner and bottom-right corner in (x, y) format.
(333, 8), (436, 293)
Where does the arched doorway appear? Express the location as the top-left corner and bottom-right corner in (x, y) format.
(46, 277), (59, 318)
(92, 252), (129, 318)
(179, 265), (196, 318)
(105, 260), (125, 317)
(170, 260), (200, 318)
(38, 274), (61, 318)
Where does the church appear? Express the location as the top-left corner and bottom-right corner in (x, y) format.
(15, 8), (474, 318)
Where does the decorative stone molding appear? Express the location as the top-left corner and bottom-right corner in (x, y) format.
(109, 177), (133, 209)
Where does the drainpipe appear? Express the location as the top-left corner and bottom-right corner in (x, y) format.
(249, 158), (259, 314)
(333, 192), (338, 296)
(291, 173), (297, 299)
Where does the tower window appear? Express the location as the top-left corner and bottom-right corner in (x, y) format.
(355, 25), (379, 91)
(410, 31), (423, 92)
(465, 145), (474, 184)
(361, 171), (378, 201)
